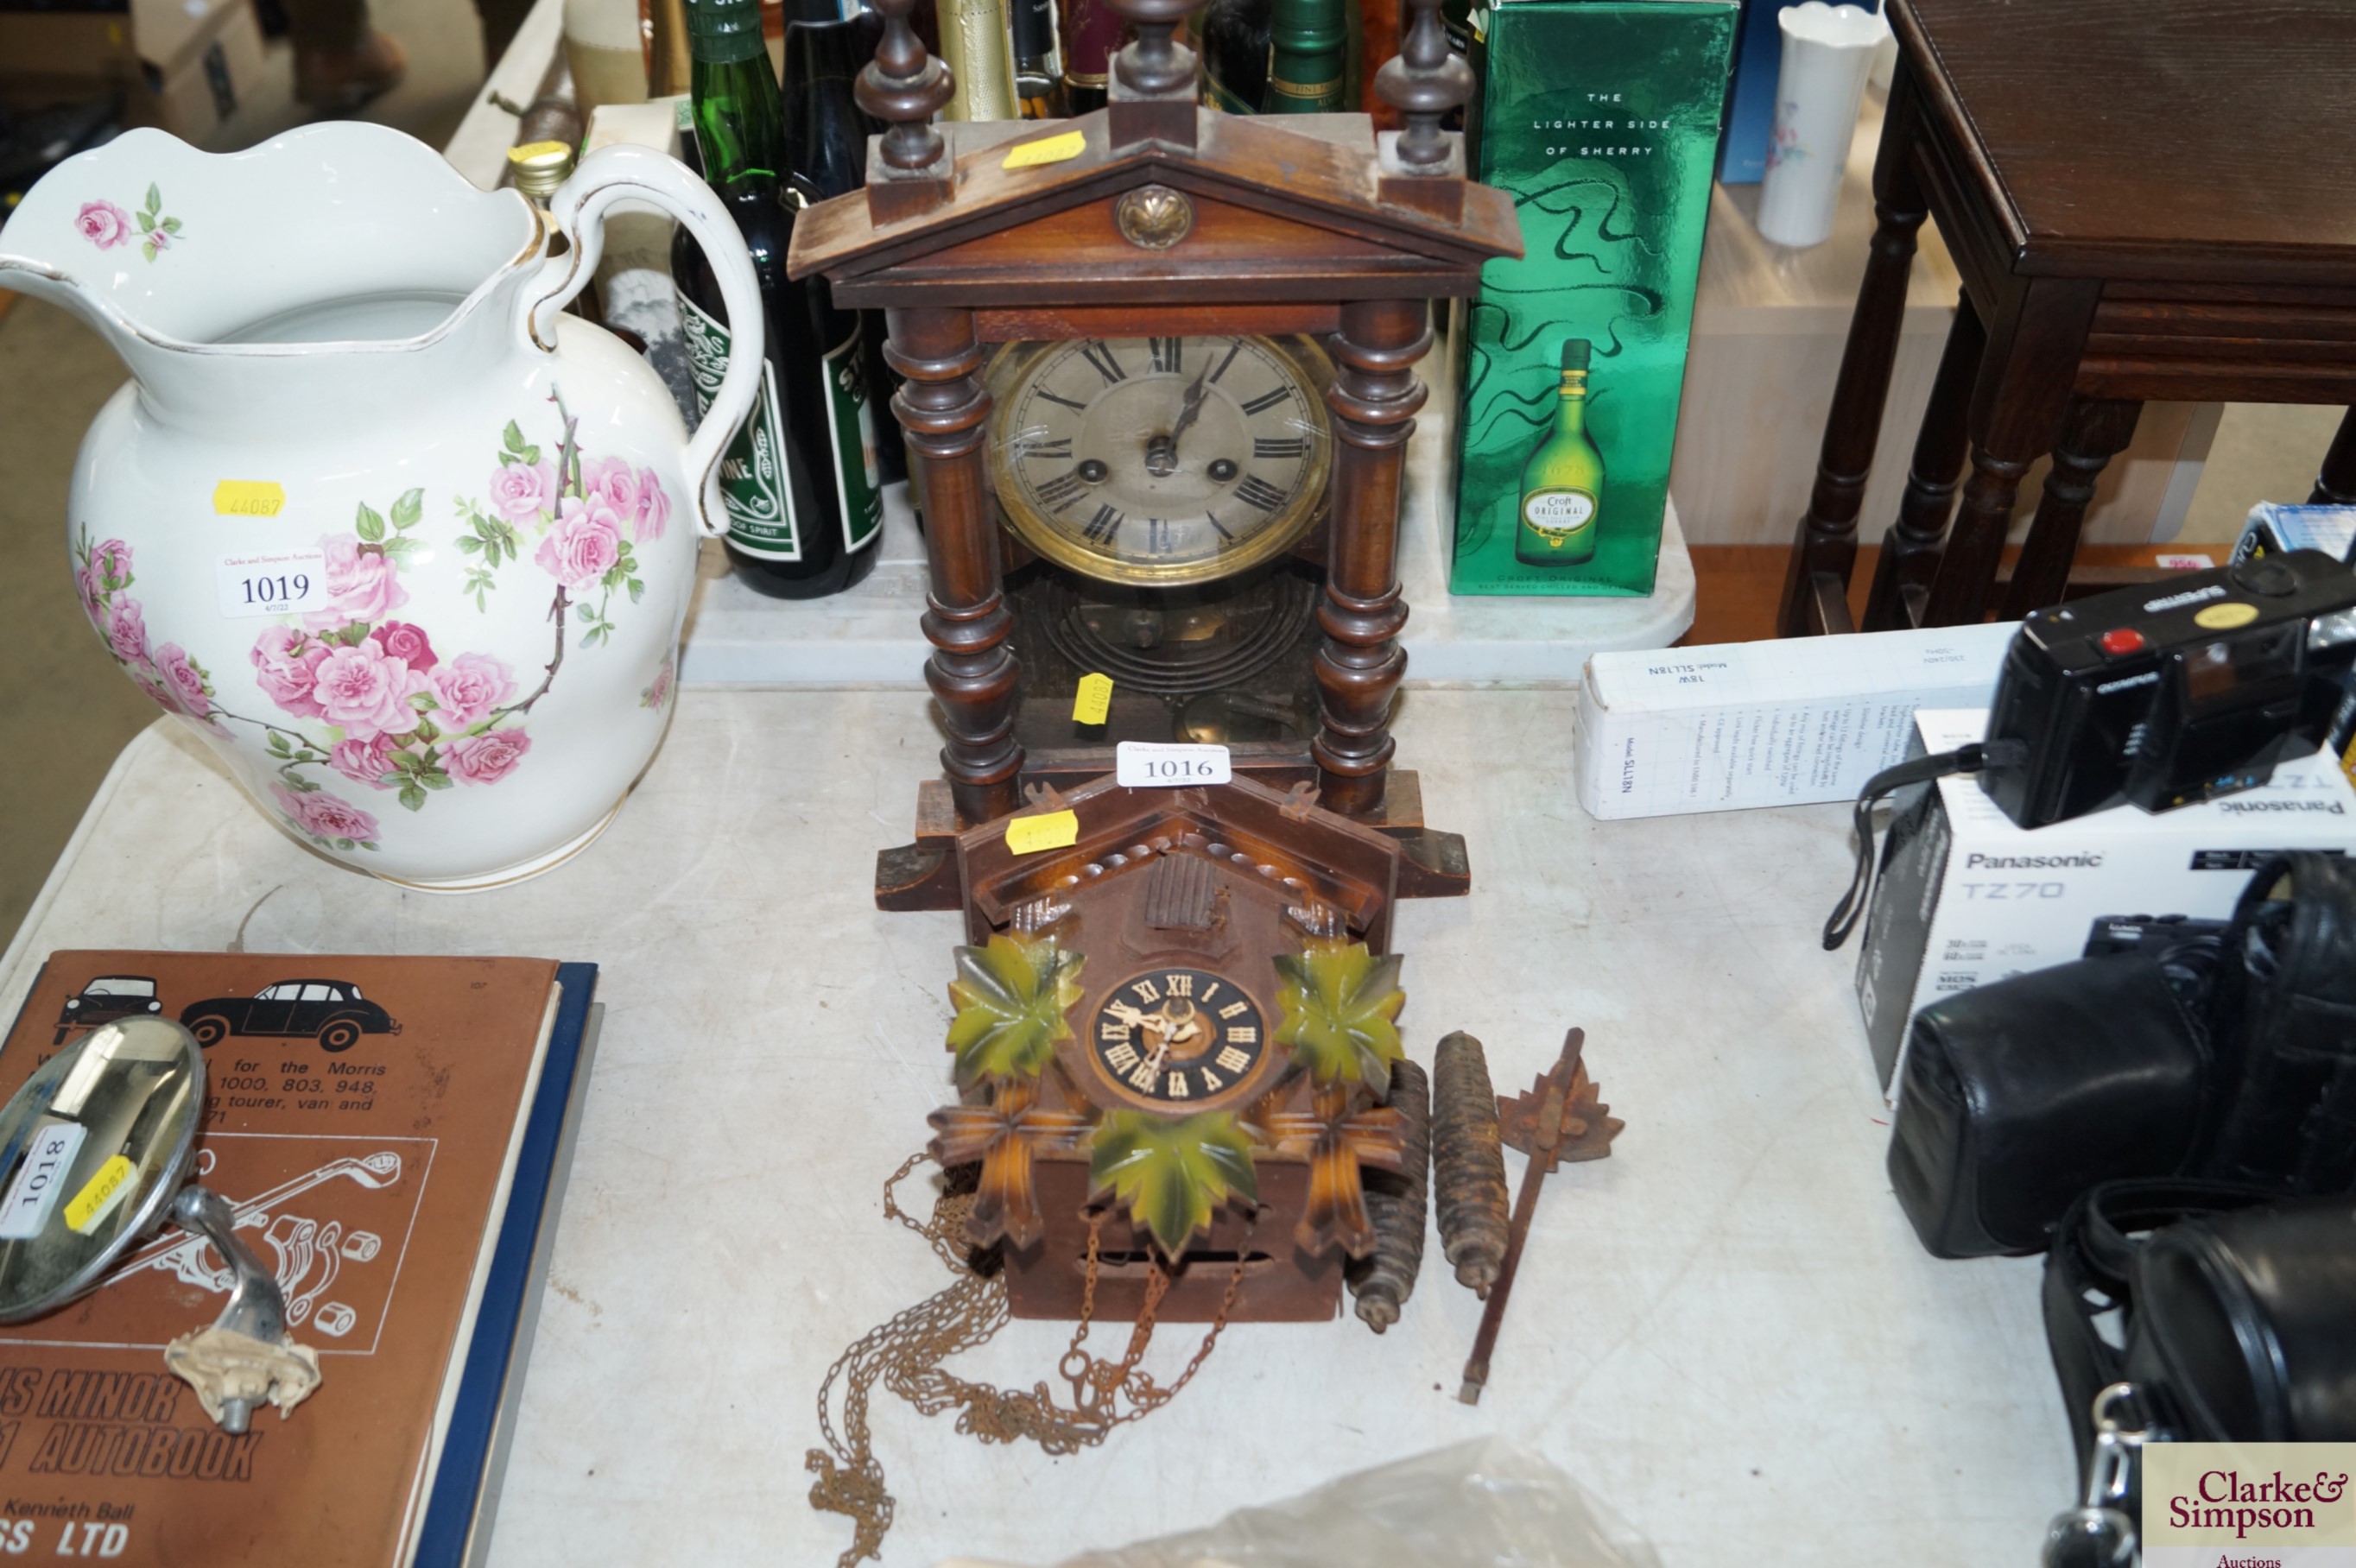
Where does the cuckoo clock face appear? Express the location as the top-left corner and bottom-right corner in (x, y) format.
(1087, 964), (1270, 1108)
(985, 334), (1333, 588)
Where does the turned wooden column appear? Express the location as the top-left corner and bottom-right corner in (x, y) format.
(1314, 298), (1430, 818)
(887, 307), (1023, 823)
(1861, 290), (1984, 631)
(2000, 396), (2142, 621)
(1776, 60), (1930, 637)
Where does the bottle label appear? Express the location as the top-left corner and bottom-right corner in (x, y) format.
(826, 319), (884, 553)
(680, 294), (801, 561)
(1522, 489), (1597, 541)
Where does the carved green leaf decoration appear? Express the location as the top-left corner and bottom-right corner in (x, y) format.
(1272, 938), (1406, 1094)
(944, 933), (1085, 1087)
(1087, 1110), (1258, 1258)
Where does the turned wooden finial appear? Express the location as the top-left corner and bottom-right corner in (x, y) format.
(856, 0), (955, 220)
(1373, 0), (1471, 218)
(1106, 0), (1200, 150)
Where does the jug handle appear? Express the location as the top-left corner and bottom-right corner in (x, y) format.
(520, 143), (763, 541)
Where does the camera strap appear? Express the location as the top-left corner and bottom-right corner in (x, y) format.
(1821, 741), (2024, 951)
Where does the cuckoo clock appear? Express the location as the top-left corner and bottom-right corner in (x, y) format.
(930, 775), (1424, 1323)
(784, 0), (1523, 913)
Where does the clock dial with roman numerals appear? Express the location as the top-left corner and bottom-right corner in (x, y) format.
(985, 335), (1333, 587)
(1090, 966), (1268, 1107)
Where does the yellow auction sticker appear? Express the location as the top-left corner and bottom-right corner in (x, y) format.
(2194, 601), (2261, 630)
(212, 481), (286, 516)
(63, 1155), (135, 1236)
(1003, 130), (1086, 170)
(1072, 673), (1114, 725)
(1005, 809), (1080, 855)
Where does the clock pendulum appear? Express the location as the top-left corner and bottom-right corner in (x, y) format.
(788, 0), (1519, 1559)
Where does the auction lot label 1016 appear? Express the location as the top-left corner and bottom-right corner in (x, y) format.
(2144, 1444), (2355, 1568)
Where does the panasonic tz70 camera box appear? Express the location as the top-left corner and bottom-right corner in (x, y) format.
(1855, 708), (2356, 1091)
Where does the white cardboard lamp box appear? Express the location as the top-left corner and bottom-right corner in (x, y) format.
(1853, 707), (2356, 1091)
(1573, 621), (2016, 819)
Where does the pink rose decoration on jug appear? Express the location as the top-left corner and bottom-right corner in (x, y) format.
(270, 785), (380, 852)
(77, 185), (182, 262)
(76, 201), (131, 249)
(428, 652), (516, 730)
(444, 729), (533, 785)
(73, 529), (226, 737)
(458, 391), (664, 648)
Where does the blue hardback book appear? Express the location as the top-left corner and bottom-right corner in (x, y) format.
(411, 963), (601, 1568)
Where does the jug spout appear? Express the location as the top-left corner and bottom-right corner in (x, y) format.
(0, 123), (540, 405)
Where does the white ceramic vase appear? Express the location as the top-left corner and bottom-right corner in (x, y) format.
(1757, 2), (1890, 249)
(0, 124), (763, 889)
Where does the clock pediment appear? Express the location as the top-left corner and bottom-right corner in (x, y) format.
(786, 111), (1521, 305)
(953, 774), (1412, 951)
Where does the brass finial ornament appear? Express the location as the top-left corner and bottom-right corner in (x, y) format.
(854, 0), (955, 224)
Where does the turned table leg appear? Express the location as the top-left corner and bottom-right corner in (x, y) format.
(1314, 298), (1431, 818)
(2308, 408), (2356, 507)
(888, 306), (1023, 824)
(1776, 60), (1929, 638)
(2000, 397), (2143, 621)
(1861, 290), (1984, 631)
(1918, 279), (2101, 628)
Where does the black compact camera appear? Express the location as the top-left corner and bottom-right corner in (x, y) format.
(1978, 550), (2356, 829)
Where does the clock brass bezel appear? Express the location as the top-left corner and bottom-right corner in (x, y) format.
(984, 334), (1336, 590)
(1077, 961), (1276, 1114)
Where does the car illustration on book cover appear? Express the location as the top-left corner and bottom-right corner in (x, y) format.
(179, 978), (402, 1053)
(52, 974), (164, 1043)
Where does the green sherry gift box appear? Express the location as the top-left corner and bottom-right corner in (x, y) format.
(1449, 0), (1736, 596)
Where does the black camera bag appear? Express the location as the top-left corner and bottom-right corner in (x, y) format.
(2042, 1181), (2356, 1497)
(1888, 954), (2211, 1258)
(2201, 851), (2356, 1192)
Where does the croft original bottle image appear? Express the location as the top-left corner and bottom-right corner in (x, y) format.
(1515, 338), (1604, 566)
(673, 0), (881, 599)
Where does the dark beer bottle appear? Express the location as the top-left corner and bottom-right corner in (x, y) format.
(674, 0), (881, 598)
(782, 0), (908, 490)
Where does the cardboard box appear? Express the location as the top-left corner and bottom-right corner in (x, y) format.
(1854, 708), (2356, 1091)
(0, 9), (141, 111)
(0, 0), (264, 140)
(1451, 0), (1737, 597)
(2235, 502), (2356, 566)
(1574, 619), (2014, 819)
(133, 0), (265, 138)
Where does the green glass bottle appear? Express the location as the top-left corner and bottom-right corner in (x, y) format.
(1515, 339), (1604, 566)
(673, 0), (881, 598)
(1264, 0), (1349, 111)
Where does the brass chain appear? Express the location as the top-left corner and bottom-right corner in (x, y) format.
(806, 1154), (1251, 1568)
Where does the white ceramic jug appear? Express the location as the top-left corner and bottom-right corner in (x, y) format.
(0, 123), (761, 890)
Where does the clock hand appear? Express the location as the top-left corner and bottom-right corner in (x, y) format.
(1167, 363), (1213, 448)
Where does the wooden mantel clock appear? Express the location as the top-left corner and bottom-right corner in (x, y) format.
(784, 0), (1522, 914)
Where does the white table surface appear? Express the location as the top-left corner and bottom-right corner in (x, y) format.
(0, 691), (2068, 1568)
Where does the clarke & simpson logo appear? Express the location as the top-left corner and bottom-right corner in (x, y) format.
(2144, 1445), (2356, 1568)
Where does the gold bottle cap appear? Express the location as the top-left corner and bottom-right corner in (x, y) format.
(506, 140), (576, 200)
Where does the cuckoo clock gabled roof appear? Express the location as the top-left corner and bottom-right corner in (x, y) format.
(953, 775), (1412, 948)
(785, 110), (1522, 294)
